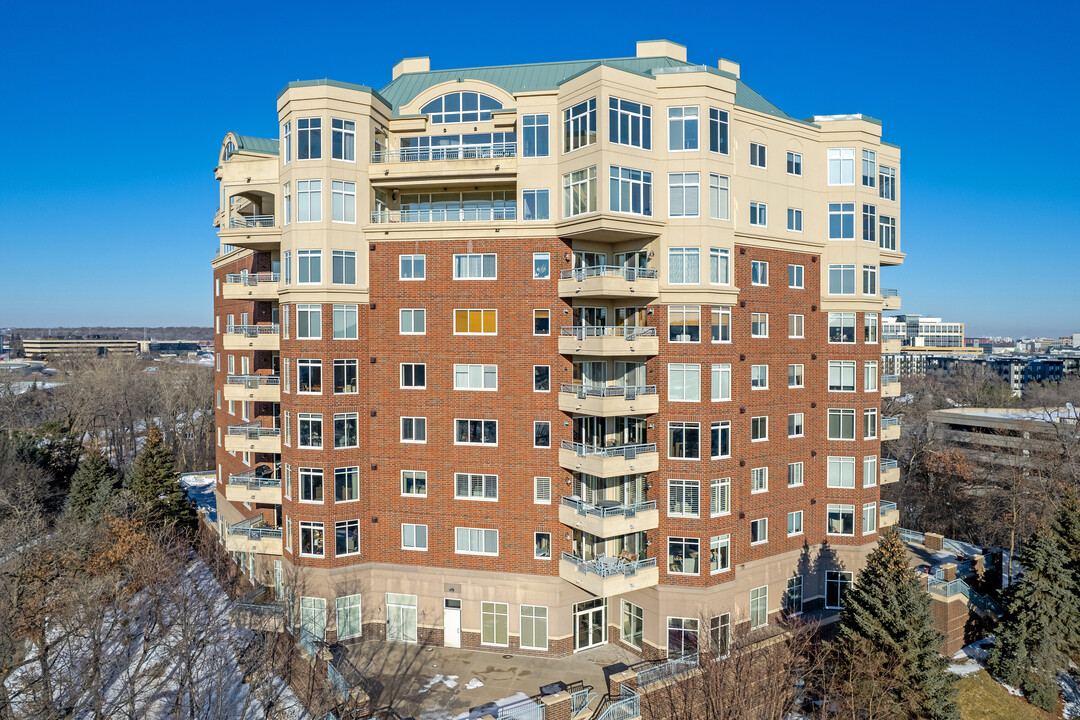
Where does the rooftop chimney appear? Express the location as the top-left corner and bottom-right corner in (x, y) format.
(392, 57), (430, 80)
(635, 40), (687, 62)
(718, 58), (740, 78)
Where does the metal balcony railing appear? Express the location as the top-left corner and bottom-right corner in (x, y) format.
(226, 374), (281, 388)
(879, 500), (898, 515)
(562, 551), (657, 578)
(224, 324), (280, 337)
(228, 516), (283, 540)
(370, 207), (517, 223)
(229, 215), (275, 228)
(227, 422), (281, 440)
(370, 142), (516, 163)
(225, 272), (280, 285)
(561, 496), (656, 519)
(560, 326), (658, 341)
(881, 374), (900, 384)
(881, 458), (899, 471)
(559, 265), (659, 281)
(229, 463), (282, 488)
(639, 652), (699, 689)
(882, 416), (900, 428)
(882, 288), (899, 298)
(559, 383), (657, 398)
(560, 440), (657, 459)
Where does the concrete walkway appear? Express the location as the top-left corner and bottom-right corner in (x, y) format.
(336, 640), (639, 719)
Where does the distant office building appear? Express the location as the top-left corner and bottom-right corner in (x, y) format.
(22, 338), (139, 359)
(1057, 333), (1080, 348)
(882, 315), (965, 349)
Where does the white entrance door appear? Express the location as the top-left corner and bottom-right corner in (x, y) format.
(574, 598), (607, 651)
(444, 599), (462, 648)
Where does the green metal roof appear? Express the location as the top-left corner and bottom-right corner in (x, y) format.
(233, 134), (279, 155)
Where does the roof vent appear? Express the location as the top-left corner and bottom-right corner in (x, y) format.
(392, 57), (430, 80)
(636, 40), (686, 62)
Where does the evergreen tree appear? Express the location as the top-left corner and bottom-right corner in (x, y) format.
(834, 527), (959, 720)
(1053, 490), (1080, 576)
(67, 450), (118, 519)
(125, 427), (194, 530)
(987, 526), (1079, 711)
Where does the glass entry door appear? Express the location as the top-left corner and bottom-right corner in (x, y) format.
(574, 598), (607, 651)
(386, 593), (418, 643)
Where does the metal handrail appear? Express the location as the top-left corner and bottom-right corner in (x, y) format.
(561, 551), (657, 578)
(560, 326), (658, 340)
(638, 652), (699, 688)
(370, 207), (517, 223)
(227, 423), (282, 439)
(224, 324), (280, 336)
(561, 496), (657, 518)
(593, 689), (639, 720)
(881, 288), (899, 297)
(229, 215), (275, 228)
(559, 265), (659, 281)
(370, 142), (517, 163)
(881, 374), (900, 384)
(228, 516), (283, 540)
(228, 475), (282, 488)
(229, 462), (281, 484)
(882, 416), (900, 427)
(570, 688), (596, 717)
(226, 374), (282, 387)
(897, 527), (925, 544)
(560, 440), (657, 458)
(559, 383), (658, 397)
(881, 458), (899, 470)
(225, 272), (280, 285)
(879, 500), (898, 515)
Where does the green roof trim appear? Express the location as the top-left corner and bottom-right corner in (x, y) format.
(277, 78), (390, 106)
(232, 134), (279, 155)
(881, 140), (901, 149)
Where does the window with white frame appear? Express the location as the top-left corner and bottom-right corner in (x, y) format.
(331, 181), (356, 223)
(751, 518), (768, 544)
(522, 189), (550, 220)
(862, 149), (876, 187)
(829, 361), (856, 392)
(710, 248), (730, 285)
(827, 456), (856, 488)
(789, 264), (804, 288)
(520, 604), (548, 649)
(668, 106), (698, 150)
(563, 166), (597, 216)
(453, 253), (496, 280)
(710, 534), (731, 573)
(401, 470), (427, 497)
(298, 413), (322, 448)
(880, 166), (896, 200)
(788, 462), (804, 487)
(750, 201), (767, 227)
(864, 502), (877, 534)
(533, 253), (550, 279)
(297, 117), (321, 159)
(710, 476), (730, 515)
(298, 250), (321, 284)
(455, 527), (498, 555)
(864, 408), (878, 439)
(610, 166), (652, 215)
(455, 473), (497, 500)
(789, 314), (804, 338)
(333, 413), (358, 449)
(828, 409), (856, 440)
(828, 264), (856, 295)
(862, 264), (877, 295)
(709, 421), (732, 462)
(336, 593), (362, 640)
(283, 252), (291, 285)
(828, 202), (855, 239)
(709, 174), (730, 220)
(749, 142), (766, 168)
(522, 114), (549, 157)
(829, 312), (856, 343)
(668, 364), (701, 401)
(534, 421), (551, 448)
(668, 247), (700, 284)
(827, 504), (855, 536)
(334, 359), (357, 394)
(711, 363), (731, 401)
(399, 254), (426, 280)
(863, 456), (878, 487)
(751, 364), (768, 390)
(788, 511), (804, 536)
(827, 570), (853, 609)
(455, 419), (497, 445)
(751, 312), (769, 338)
(400, 363), (426, 389)
(609, 97), (651, 148)
(787, 151), (802, 175)
(668, 173), (700, 217)
(399, 308), (429, 335)
(751, 466), (768, 494)
(668, 422), (700, 459)
(880, 215), (897, 250)
(332, 304), (357, 339)
(400, 416), (426, 443)
(332, 250), (356, 284)
(402, 523), (428, 550)
(668, 537), (700, 575)
(335, 466), (360, 503)
(865, 313), (879, 343)
(863, 204), (877, 243)
(533, 365), (550, 391)
(751, 260), (768, 285)
(563, 98), (596, 152)
(788, 363), (804, 388)
(299, 467), (324, 502)
(297, 304), (322, 338)
(299, 521), (324, 557)
(709, 108), (728, 153)
(865, 361), (879, 391)
(712, 306), (731, 342)
(454, 363), (497, 391)
(668, 479), (700, 518)
(787, 208), (803, 232)
(751, 416), (768, 442)
(534, 476), (551, 504)
(788, 413), (804, 438)
(331, 118), (355, 161)
(828, 148), (855, 185)
(297, 180), (322, 222)
(283, 121), (291, 164)
(297, 359), (321, 394)
(668, 306), (700, 342)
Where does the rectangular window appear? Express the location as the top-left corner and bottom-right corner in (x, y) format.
(563, 98), (596, 153)
(668, 479), (700, 518)
(751, 260), (768, 286)
(331, 118), (355, 161)
(399, 308), (426, 335)
(533, 365), (551, 391)
(334, 467), (359, 503)
(333, 413), (358, 449)
(865, 313), (879, 343)
(863, 204), (877, 243)
(751, 518), (768, 544)
(534, 476), (551, 504)
(400, 363), (426, 389)
(562, 166), (597, 216)
(533, 253), (550, 279)
(710, 477), (730, 516)
(453, 309), (497, 335)
(283, 251), (291, 285)
(520, 605), (548, 649)
(299, 467), (324, 502)
(788, 511), (804, 537)
(401, 470), (427, 497)
(332, 250), (356, 284)
(283, 122), (291, 164)
(751, 313), (769, 338)
(863, 265), (878, 295)
(827, 570), (854, 609)
(788, 413), (804, 438)
(454, 419), (498, 446)
(863, 456), (878, 487)
(297, 250), (322, 284)
(668, 422), (701, 460)
(751, 416), (768, 442)
(283, 182), (291, 225)
(668, 537), (700, 575)
(862, 149), (876, 187)
(522, 189), (550, 220)
(879, 166), (896, 200)
(401, 523), (428, 550)
(331, 180), (356, 223)
(788, 363), (804, 388)
(880, 215), (897, 250)
(668, 173), (700, 217)
(668, 247), (700, 284)
(829, 312), (856, 343)
(787, 208), (803, 232)
(785, 576), (803, 616)
(668, 106), (698, 151)
(297, 180), (322, 222)
(709, 174), (730, 220)
(787, 151), (802, 175)
(828, 264), (856, 295)
(828, 505), (856, 536)
(750, 201), (767, 227)
(751, 466), (768, 494)
(622, 601), (644, 650)
(828, 148), (855, 185)
(399, 254), (426, 280)
(297, 117), (321, 160)
(711, 613), (731, 656)
(454, 363), (497, 391)
(522, 114), (549, 157)
(453, 253), (497, 280)
(788, 462), (804, 487)
(709, 108), (728, 154)
(296, 358), (322, 394)
(710, 535), (731, 574)
(865, 361), (879, 392)
(711, 421), (731, 459)
(751, 364), (768, 390)
(864, 502), (878, 535)
(711, 363), (731, 401)
(864, 408), (878, 439)
(336, 593), (362, 640)
(298, 413), (323, 449)
(788, 264), (804, 289)
(828, 409), (856, 440)
(711, 306), (731, 343)
(455, 527), (499, 556)
(332, 304), (357, 340)
(829, 361), (856, 392)
(828, 456), (856, 488)
(299, 521), (324, 557)
(668, 306), (700, 342)
(400, 417), (427, 443)
(828, 202), (855, 239)
(610, 166), (652, 216)
(609, 97), (651, 149)
(749, 142), (766, 168)
(455, 473), (498, 500)
(334, 359), (357, 394)
(788, 314), (804, 338)
(668, 617), (698, 659)
(668, 363), (701, 402)
(534, 421), (551, 448)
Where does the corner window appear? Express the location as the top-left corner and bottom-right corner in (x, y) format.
(610, 166), (652, 216)
(331, 118), (355, 161)
(563, 99), (597, 153)
(297, 180), (322, 222)
(668, 106), (699, 151)
(297, 118), (321, 160)
(332, 250), (356, 284)
(709, 108), (728, 154)
(562, 167), (597, 216)
(709, 174), (730, 220)
(668, 173), (699, 217)
(609, 97), (651, 149)
(828, 202), (855, 239)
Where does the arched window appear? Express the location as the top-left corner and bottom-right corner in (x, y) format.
(421, 92), (502, 124)
(224, 141), (236, 161)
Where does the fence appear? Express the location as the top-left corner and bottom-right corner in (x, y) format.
(594, 686), (640, 720)
(328, 660), (349, 699)
(638, 652), (698, 689)
(497, 699), (545, 720)
(896, 527), (925, 544)
(570, 688), (596, 717)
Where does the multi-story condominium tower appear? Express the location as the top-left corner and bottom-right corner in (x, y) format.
(211, 40), (904, 659)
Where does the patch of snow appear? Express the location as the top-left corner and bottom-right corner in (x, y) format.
(418, 674), (460, 693)
(1061, 672), (1080, 719)
(181, 473), (218, 522)
(1001, 682), (1023, 697)
(465, 677), (484, 690)
(947, 663), (982, 676)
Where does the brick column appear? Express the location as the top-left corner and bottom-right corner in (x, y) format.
(542, 692), (573, 720)
(941, 562), (957, 581)
(609, 668), (638, 698)
(924, 532), (944, 551)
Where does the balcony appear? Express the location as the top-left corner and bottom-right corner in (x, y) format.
(559, 441), (659, 478)
(220, 215), (280, 251)
(554, 211), (665, 243)
(882, 338), (902, 354)
(558, 266), (659, 299)
(559, 552), (659, 597)
(224, 374), (281, 403)
(222, 324), (280, 351)
(559, 496), (659, 538)
(881, 374), (901, 398)
(224, 422), (281, 454)
(882, 288), (901, 311)
(230, 587), (285, 632)
(882, 416), (901, 441)
(879, 500), (899, 528)
(223, 272), (280, 301)
(225, 516), (283, 555)
(370, 206), (516, 224)
(558, 383), (658, 417)
(558, 326), (659, 357)
(225, 464), (283, 505)
(881, 458), (900, 485)
(369, 144), (517, 186)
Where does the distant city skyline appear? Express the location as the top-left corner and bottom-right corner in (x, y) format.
(1, 1), (1076, 337)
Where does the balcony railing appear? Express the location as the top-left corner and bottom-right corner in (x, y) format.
(370, 207), (517, 224)
(882, 416), (900, 428)
(561, 440), (656, 459)
(560, 326), (658, 341)
(879, 500), (898, 516)
(227, 422), (281, 440)
(229, 215), (275, 229)
(229, 463), (282, 488)
(225, 324), (280, 337)
(639, 652), (699, 689)
(559, 265), (659, 281)
(881, 374), (900, 384)
(225, 272), (280, 285)
(559, 383), (657, 398)
(370, 143), (516, 163)
(561, 496), (656, 519)
(226, 374), (281, 388)
(882, 288), (899, 298)
(561, 551), (657, 578)
(881, 458), (899, 471)
(228, 516), (283, 540)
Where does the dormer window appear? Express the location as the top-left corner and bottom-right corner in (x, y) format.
(224, 141), (236, 161)
(421, 92), (502, 124)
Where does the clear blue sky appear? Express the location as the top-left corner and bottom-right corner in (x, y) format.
(2, 0), (1077, 338)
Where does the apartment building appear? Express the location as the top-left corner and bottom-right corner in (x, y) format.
(882, 314), (965, 349)
(211, 40), (904, 660)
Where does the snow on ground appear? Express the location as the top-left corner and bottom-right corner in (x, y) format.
(418, 674), (460, 693)
(1061, 672), (1080, 719)
(464, 678), (484, 690)
(181, 472), (218, 521)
